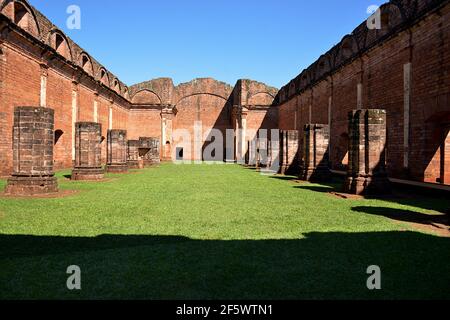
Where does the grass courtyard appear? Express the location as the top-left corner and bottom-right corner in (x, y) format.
(0, 163), (449, 300)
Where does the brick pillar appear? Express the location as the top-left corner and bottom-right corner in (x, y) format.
(127, 140), (142, 169)
(300, 124), (331, 181)
(139, 137), (161, 166)
(5, 107), (58, 195)
(72, 122), (104, 180)
(279, 130), (300, 175)
(106, 129), (128, 173)
(344, 109), (390, 195)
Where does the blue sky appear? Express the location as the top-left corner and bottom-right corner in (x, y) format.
(30, 0), (385, 88)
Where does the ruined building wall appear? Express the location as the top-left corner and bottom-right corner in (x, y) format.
(0, 0), (131, 176)
(276, 0), (450, 185)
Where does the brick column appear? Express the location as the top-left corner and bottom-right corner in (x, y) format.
(139, 137), (161, 166)
(5, 107), (58, 195)
(161, 106), (174, 161)
(106, 129), (128, 173)
(344, 109), (390, 195)
(300, 124), (331, 181)
(127, 140), (142, 169)
(71, 122), (104, 180)
(279, 130), (300, 175)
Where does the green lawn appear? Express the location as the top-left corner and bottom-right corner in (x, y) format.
(0, 163), (449, 300)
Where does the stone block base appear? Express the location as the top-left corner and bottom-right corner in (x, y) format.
(344, 175), (391, 195)
(106, 164), (128, 173)
(71, 168), (105, 181)
(5, 176), (58, 196)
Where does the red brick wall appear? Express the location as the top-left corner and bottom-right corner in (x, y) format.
(128, 109), (161, 141)
(277, 1), (450, 184)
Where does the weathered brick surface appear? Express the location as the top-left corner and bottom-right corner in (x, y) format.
(139, 137), (160, 166)
(300, 124), (331, 181)
(106, 129), (128, 173)
(72, 122), (104, 180)
(344, 109), (391, 195)
(5, 106), (58, 195)
(279, 130), (300, 175)
(127, 140), (141, 169)
(276, 0), (450, 185)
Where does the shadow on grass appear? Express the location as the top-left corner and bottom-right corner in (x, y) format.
(352, 206), (450, 228)
(287, 175), (449, 214)
(0, 231), (449, 299)
(268, 175), (297, 181)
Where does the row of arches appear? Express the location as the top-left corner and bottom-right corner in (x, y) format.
(0, 0), (129, 98)
(131, 88), (275, 107)
(277, 0), (436, 102)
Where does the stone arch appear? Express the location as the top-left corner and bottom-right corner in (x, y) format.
(112, 78), (121, 93)
(79, 52), (93, 76)
(422, 111), (450, 184)
(97, 67), (109, 86)
(48, 29), (72, 61)
(1, 0), (41, 38)
(247, 92), (275, 106)
(315, 54), (332, 78)
(299, 70), (311, 89)
(335, 35), (358, 67)
(132, 89), (162, 105)
(123, 87), (130, 100)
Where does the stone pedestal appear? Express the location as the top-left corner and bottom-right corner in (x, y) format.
(139, 137), (161, 166)
(279, 130), (300, 175)
(127, 140), (141, 169)
(5, 107), (58, 195)
(72, 122), (104, 180)
(106, 129), (128, 173)
(344, 109), (391, 195)
(300, 124), (331, 181)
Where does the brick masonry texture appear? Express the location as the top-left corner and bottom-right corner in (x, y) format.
(106, 129), (128, 173)
(344, 109), (391, 195)
(0, 0), (449, 188)
(71, 122), (104, 180)
(300, 124), (331, 182)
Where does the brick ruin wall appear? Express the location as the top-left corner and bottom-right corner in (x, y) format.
(0, 0), (449, 187)
(276, 0), (450, 185)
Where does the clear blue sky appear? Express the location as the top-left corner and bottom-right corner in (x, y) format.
(30, 0), (385, 88)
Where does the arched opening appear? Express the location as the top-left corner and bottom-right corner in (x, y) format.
(12, 1), (39, 37)
(340, 41), (353, 60)
(99, 69), (109, 86)
(14, 2), (28, 27)
(54, 129), (64, 145)
(55, 34), (64, 51)
(80, 53), (93, 76)
(113, 79), (120, 93)
(52, 32), (71, 60)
